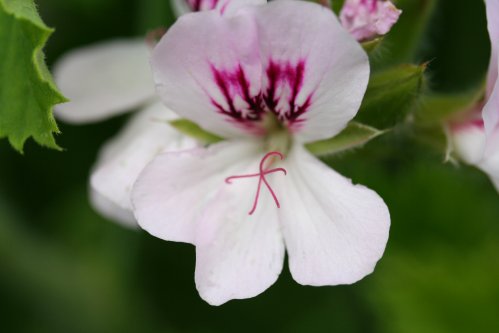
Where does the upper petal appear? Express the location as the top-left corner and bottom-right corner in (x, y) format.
(90, 101), (196, 225)
(132, 141), (262, 244)
(54, 39), (155, 123)
(194, 158), (285, 305)
(252, 0), (370, 142)
(151, 9), (264, 138)
(153, 1), (368, 142)
(277, 144), (390, 286)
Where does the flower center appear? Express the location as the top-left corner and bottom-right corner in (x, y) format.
(225, 151), (287, 215)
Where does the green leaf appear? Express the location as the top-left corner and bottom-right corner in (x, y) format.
(355, 63), (427, 128)
(370, 242), (499, 333)
(305, 121), (384, 157)
(414, 89), (484, 125)
(0, 0), (67, 152)
(169, 119), (224, 145)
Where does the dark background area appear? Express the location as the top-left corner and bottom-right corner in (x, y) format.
(1, 0), (498, 332)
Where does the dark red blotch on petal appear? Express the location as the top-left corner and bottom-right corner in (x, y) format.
(209, 59), (314, 133)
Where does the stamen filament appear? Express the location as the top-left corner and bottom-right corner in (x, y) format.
(224, 151), (287, 215)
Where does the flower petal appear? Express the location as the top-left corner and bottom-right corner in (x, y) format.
(452, 123), (499, 191)
(485, 0), (499, 98)
(340, 0), (402, 41)
(483, 0), (499, 142)
(481, 133), (499, 191)
(54, 39), (155, 123)
(153, 1), (368, 141)
(277, 144), (390, 286)
(90, 101), (196, 225)
(151, 10), (264, 138)
(483, 54), (499, 143)
(171, 0), (266, 17)
(132, 141), (262, 244)
(194, 162), (285, 305)
(253, 0), (370, 142)
(452, 121), (487, 165)
(89, 189), (137, 228)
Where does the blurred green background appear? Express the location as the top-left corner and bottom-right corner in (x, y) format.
(1, 0), (499, 332)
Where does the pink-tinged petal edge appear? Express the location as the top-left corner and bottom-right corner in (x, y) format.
(483, 0), (499, 141)
(485, 0), (499, 97)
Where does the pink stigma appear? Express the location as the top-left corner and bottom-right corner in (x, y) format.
(225, 151), (287, 215)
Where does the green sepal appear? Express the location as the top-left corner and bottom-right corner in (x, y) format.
(355, 63), (427, 128)
(0, 0), (67, 152)
(414, 88), (484, 125)
(305, 121), (385, 157)
(169, 119), (224, 145)
(362, 37), (384, 54)
(411, 124), (453, 162)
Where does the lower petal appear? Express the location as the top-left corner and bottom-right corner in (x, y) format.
(278, 145), (390, 286)
(90, 101), (196, 225)
(194, 157), (285, 306)
(132, 141), (262, 244)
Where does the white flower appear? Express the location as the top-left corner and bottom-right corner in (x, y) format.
(54, 39), (197, 227)
(451, 0), (499, 191)
(52, 0), (229, 226)
(131, 0), (390, 305)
